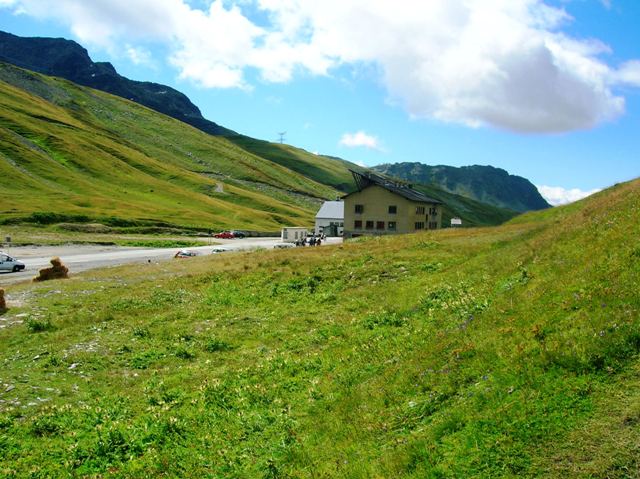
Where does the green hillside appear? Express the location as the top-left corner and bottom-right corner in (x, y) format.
(1, 177), (638, 477)
(228, 135), (364, 192)
(414, 183), (519, 227)
(0, 62), (340, 231)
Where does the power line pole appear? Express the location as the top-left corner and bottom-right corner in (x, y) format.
(277, 131), (286, 144)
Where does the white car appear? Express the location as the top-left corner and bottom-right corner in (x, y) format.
(0, 252), (25, 272)
(211, 247), (230, 254)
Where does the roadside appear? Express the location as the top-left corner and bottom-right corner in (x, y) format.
(0, 237), (342, 285)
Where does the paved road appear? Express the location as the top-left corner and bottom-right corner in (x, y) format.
(0, 237), (341, 285)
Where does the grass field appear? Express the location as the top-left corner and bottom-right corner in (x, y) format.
(0, 177), (638, 477)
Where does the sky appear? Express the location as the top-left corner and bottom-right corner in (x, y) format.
(1, 0), (639, 205)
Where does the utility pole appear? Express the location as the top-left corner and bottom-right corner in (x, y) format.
(277, 131), (286, 144)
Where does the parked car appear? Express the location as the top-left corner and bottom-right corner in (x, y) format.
(230, 230), (246, 239)
(174, 249), (198, 258)
(211, 247), (230, 254)
(273, 243), (295, 249)
(0, 252), (25, 272)
(213, 231), (235, 239)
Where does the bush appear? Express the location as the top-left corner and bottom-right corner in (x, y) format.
(26, 318), (55, 333)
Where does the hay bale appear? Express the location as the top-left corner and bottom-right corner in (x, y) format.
(0, 288), (6, 313)
(33, 257), (69, 282)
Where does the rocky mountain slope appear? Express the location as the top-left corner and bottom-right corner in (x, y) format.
(0, 30), (233, 136)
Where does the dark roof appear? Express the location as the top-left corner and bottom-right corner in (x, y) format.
(346, 170), (442, 204)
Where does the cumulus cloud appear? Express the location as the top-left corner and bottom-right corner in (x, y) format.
(537, 185), (601, 206)
(339, 131), (383, 150)
(2, 0), (640, 132)
(614, 61), (640, 87)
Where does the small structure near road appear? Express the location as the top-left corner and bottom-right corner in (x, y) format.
(315, 201), (344, 236)
(281, 227), (309, 243)
(33, 257), (69, 282)
(451, 217), (462, 227)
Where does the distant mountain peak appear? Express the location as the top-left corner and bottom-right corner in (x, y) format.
(373, 162), (550, 212)
(0, 30), (233, 136)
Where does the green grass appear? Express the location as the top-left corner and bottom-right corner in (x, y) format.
(0, 177), (638, 477)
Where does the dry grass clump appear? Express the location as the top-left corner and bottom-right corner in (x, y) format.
(33, 257), (69, 282)
(0, 287), (6, 313)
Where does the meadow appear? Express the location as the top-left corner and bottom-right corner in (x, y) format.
(0, 178), (638, 477)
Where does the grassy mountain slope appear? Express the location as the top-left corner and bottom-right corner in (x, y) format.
(374, 162), (551, 212)
(1, 177), (638, 477)
(413, 183), (518, 227)
(0, 62), (341, 230)
(227, 135), (364, 192)
(0, 30), (234, 136)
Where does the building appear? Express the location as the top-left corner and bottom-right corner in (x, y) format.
(281, 227), (309, 243)
(343, 170), (443, 238)
(315, 201), (344, 236)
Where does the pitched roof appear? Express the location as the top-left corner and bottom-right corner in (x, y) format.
(346, 170), (442, 204)
(316, 200), (344, 219)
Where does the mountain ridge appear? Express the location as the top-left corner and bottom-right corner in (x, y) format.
(0, 30), (234, 136)
(373, 162), (551, 212)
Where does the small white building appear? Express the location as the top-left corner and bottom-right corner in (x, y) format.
(281, 227), (309, 243)
(451, 217), (463, 227)
(315, 201), (344, 236)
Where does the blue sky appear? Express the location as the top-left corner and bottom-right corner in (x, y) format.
(1, 0), (639, 205)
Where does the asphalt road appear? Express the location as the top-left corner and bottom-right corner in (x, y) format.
(0, 237), (341, 285)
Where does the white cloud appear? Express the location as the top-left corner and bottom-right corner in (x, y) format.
(125, 45), (154, 66)
(537, 185), (601, 206)
(3, 0), (640, 132)
(613, 60), (640, 87)
(339, 131), (382, 150)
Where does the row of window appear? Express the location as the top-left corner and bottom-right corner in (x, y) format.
(355, 204), (438, 215)
(354, 220), (397, 231)
(414, 222), (440, 230)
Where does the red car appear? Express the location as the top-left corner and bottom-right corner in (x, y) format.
(213, 231), (235, 239)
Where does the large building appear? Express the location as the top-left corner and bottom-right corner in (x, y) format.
(315, 201), (344, 236)
(343, 170), (443, 238)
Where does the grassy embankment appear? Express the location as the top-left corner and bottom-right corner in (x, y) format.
(0, 177), (638, 477)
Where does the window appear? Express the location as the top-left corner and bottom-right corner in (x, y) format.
(415, 222), (425, 230)
(429, 207), (438, 215)
(429, 222), (438, 230)
(365, 220), (374, 230)
(376, 221), (385, 230)
(354, 220), (362, 229)
(416, 206), (425, 215)
(388, 221), (397, 231)
(355, 204), (364, 214)
(388, 205), (397, 214)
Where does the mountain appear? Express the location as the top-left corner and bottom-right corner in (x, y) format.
(0, 30), (525, 230)
(0, 61), (339, 231)
(373, 162), (551, 212)
(0, 30), (234, 136)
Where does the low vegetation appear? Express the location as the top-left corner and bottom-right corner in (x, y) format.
(0, 178), (638, 477)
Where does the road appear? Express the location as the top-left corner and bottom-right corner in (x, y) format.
(0, 237), (342, 285)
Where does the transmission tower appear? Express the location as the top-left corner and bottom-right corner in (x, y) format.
(277, 131), (286, 144)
